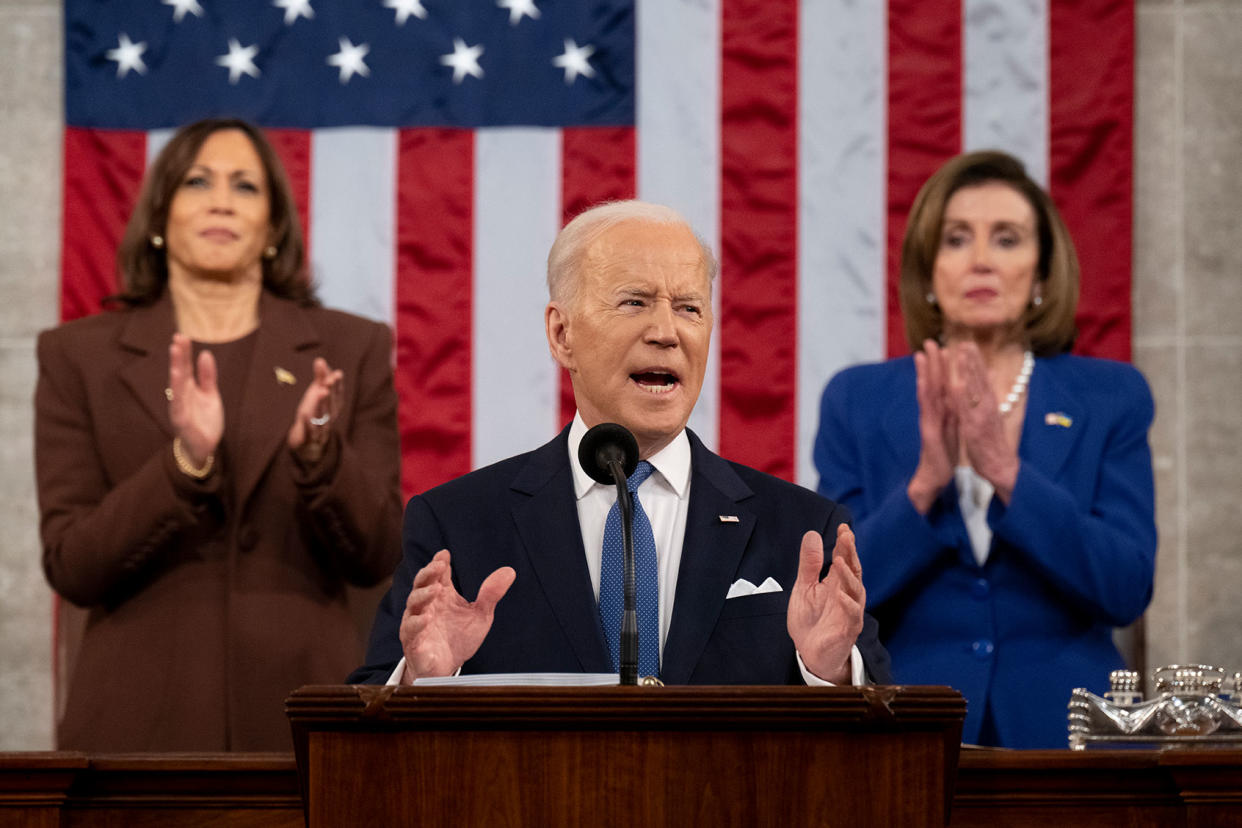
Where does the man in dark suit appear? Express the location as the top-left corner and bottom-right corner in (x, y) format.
(351, 201), (890, 686)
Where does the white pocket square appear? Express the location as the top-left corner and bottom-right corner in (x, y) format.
(726, 577), (783, 599)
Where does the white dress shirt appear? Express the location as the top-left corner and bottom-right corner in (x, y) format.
(955, 465), (995, 566)
(568, 412), (690, 662)
(387, 413), (864, 686)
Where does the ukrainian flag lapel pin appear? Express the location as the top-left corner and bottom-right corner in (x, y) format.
(1044, 412), (1073, 428)
(275, 367), (296, 386)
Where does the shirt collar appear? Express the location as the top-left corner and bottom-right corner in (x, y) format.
(568, 412), (692, 500)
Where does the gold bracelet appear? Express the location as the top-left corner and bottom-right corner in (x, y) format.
(173, 437), (215, 479)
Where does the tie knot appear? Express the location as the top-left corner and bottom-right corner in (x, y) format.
(627, 460), (654, 492)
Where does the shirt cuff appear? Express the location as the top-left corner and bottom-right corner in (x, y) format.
(385, 657), (463, 686)
(796, 645), (866, 686)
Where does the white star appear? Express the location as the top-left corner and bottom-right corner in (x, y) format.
(215, 39), (261, 84)
(273, 0), (314, 26)
(105, 33), (147, 79)
(161, 0), (204, 23)
(552, 39), (596, 84)
(497, 0), (540, 26)
(383, 0), (427, 25)
(440, 38), (484, 84)
(327, 37), (371, 84)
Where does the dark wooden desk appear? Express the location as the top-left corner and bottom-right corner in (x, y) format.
(951, 748), (1242, 828)
(0, 752), (300, 828)
(5, 738), (1242, 826)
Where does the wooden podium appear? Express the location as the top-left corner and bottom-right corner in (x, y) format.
(286, 684), (965, 827)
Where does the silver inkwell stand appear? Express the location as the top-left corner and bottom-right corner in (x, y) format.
(1069, 665), (1242, 750)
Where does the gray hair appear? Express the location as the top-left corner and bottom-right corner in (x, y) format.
(546, 200), (718, 308)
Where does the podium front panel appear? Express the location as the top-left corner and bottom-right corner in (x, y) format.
(287, 684), (966, 828)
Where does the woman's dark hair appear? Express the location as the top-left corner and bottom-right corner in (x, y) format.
(899, 149), (1078, 356)
(110, 117), (316, 307)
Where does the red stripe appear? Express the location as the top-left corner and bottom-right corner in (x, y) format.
(1049, 0), (1133, 361)
(56, 127), (148, 735)
(719, 0), (799, 480)
(885, 0), (963, 357)
(60, 128), (147, 322)
(558, 126), (637, 430)
(264, 130), (312, 268)
(394, 129), (474, 498)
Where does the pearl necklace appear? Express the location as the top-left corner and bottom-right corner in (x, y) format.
(998, 350), (1034, 415)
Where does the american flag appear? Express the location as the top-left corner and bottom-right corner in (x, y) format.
(61, 0), (1133, 495)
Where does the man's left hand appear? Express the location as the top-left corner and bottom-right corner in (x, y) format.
(786, 525), (865, 684)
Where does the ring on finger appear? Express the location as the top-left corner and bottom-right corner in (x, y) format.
(309, 413), (330, 426)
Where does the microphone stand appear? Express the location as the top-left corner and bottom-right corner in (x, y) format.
(607, 459), (639, 686)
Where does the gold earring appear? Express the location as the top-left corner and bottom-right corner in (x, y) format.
(263, 245), (278, 260)
(151, 235), (165, 249)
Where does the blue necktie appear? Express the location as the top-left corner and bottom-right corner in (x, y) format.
(598, 460), (660, 678)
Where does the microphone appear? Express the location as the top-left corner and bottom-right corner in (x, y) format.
(578, 423), (641, 686)
(577, 422), (639, 484)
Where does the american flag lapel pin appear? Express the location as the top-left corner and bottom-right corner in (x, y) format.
(718, 515), (740, 523)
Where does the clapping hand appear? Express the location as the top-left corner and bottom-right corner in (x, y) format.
(167, 333), (223, 467)
(945, 342), (1020, 501)
(287, 357), (344, 465)
(908, 339), (958, 514)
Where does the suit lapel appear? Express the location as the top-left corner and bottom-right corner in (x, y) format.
(233, 294), (319, 509)
(509, 429), (613, 673)
(117, 297), (178, 437)
(1019, 356), (1085, 482)
(660, 432), (755, 685)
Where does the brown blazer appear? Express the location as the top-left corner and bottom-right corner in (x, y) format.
(35, 292), (402, 751)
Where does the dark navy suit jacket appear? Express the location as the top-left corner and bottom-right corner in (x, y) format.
(352, 427), (891, 685)
(814, 353), (1155, 748)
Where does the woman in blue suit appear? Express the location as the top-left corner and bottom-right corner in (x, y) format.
(814, 150), (1156, 748)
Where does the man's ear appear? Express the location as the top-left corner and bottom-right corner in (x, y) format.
(545, 302), (574, 371)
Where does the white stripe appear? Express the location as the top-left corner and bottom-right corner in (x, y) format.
(796, 0), (888, 489)
(146, 129), (173, 165)
(963, 0), (1050, 185)
(310, 128), (396, 326)
(472, 128), (562, 469)
(636, 0), (721, 452)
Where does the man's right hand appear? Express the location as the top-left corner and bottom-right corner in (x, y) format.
(399, 550), (516, 684)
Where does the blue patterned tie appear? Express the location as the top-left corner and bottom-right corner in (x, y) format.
(598, 460), (660, 678)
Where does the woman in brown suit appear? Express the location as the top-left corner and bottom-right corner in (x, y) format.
(35, 118), (402, 751)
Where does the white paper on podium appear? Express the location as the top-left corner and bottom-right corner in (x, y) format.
(411, 673), (621, 687)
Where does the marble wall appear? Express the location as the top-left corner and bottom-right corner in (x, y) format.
(0, 0), (1238, 748)
(0, 0), (62, 750)
(1133, 0), (1242, 673)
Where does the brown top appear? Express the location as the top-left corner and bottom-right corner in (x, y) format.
(35, 292), (402, 751)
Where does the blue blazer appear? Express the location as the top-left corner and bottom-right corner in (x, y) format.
(352, 427), (891, 685)
(814, 353), (1155, 748)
